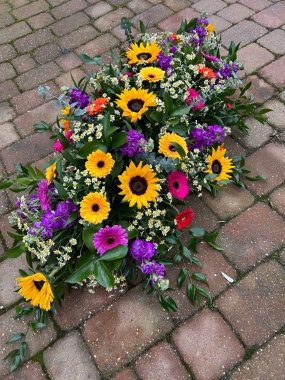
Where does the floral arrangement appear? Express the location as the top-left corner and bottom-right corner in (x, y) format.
(1, 14), (268, 371)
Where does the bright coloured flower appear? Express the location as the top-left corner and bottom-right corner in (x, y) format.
(45, 162), (57, 185)
(130, 239), (155, 264)
(37, 179), (51, 211)
(115, 87), (157, 123)
(197, 64), (216, 79)
(158, 133), (188, 159)
(126, 41), (161, 64)
(53, 130), (72, 152)
(61, 105), (71, 124)
(120, 130), (147, 157)
(118, 161), (159, 209)
(175, 209), (194, 230)
(141, 261), (165, 276)
(93, 225), (128, 256)
(186, 88), (205, 110)
(139, 67), (165, 82)
(80, 192), (110, 224)
(67, 88), (89, 109)
(16, 272), (54, 311)
(167, 171), (189, 200)
(85, 150), (115, 178)
(86, 98), (109, 116)
(205, 146), (235, 182)
(206, 23), (215, 35)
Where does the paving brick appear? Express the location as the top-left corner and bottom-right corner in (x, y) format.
(165, 243), (237, 321)
(0, 190), (9, 216)
(14, 100), (60, 137)
(85, 1), (113, 18)
(48, 0), (66, 5)
(252, 2), (285, 29)
(0, 306), (56, 378)
(221, 21), (267, 48)
(2, 361), (46, 380)
(239, 0), (271, 11)
(44, 331), (100, 380)
(0, 131), (54, 174)
(208, 15), (232, 34)
(16, 62), (61, 91)
(94, 8), (134, 32)
(240, 75), (274, 104)
(158, 8), (200, 32)
(173, 309), (244, 380)
(0, 45), (17, 63)
(52, 12), (90, 37)
(12, 0), (49, 19)
(269, 185), (285, 217)
(0, 123), (20, 149)
(217, 203), (285, 271)
(75, 33), (119, 57)
(0, 80), (20, 102)
(0, 3), (11, 14)
(12, 54), (36, 73)
(163, 0), (190, 11)
(218, 3), (254, 23)
(13, 29), (53, 53)
(258, 29), (285, 55)
(0, 13), (14, 27)
(0, 62), (16, 83)
(108, 0), (130, 4)
(260, 99), (285, 130)
(131, 4), (173, 29)
(127, 0), (152, 14)
(192, 0), (227, 15)
(259, 55), (285, 88)
(111, 24), (139, 42)
(0, 214), (15, 250)
(82, 286), (173, 376)
(0, 22), (31, 45)
(58, 25), (98, 50)
(232, 117), (274, 149)
(55, 68), (85, 88)
(33, 43), (62, 64)
(56, 52), (82, 71)
(217, 260), (285, 347)
(54, 286), (124, 330)
(0, 102), (16, 124)
(237, 43), (274, 77)
(51, 0), (88, 19)
(8, 0), (30, 7)
(112, 368), (137, 380)
(27, 12), (55, 29)
(135, 341), (189, 380)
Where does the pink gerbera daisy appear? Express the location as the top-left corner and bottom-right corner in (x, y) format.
(167, 171), (189, 200)
(93, 225), (128, 256)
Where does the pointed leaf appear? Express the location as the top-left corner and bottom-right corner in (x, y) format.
(65, 260), (95, 283)
(177, 267), (188, 289)
(6, 333), (25, 344)
(187, 283), (196, 305)
(82, 226), (97, 253)
(191, 272), (208, 285)
(100, 244), (128, 261)
(94, 261), (114, 288)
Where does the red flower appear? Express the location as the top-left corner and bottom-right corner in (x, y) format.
(175, 209), (194, 230)
(87, 98), (109, 116)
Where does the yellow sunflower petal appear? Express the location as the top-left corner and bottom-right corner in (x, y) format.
(126, 41), (161, 64)
(205, 146), (235, 182)
(158, 133), (188, 159)
(85, 150), (115, 178)
(80, 192), (110, 224)
(139, 67), (165, 82)
(46, 162), (57, 184)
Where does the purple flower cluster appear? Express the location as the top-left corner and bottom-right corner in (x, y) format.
(215, 63), (239, 82)
(141, 261), (165, 277)
(15, 195), (39, 219)
(157, 51), (173, 75)
(130, 239), (155, 264)
(202, 51), (220, 63)
(189, 18), (208, 46)
(120, 130), (147, 157)
(67, 88), (90, 109)
(37, 180), (51, 211)
(188, 125), (225, 151)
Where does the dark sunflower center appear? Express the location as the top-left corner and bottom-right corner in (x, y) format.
(106, 237), (115, 244)
(148, 74), (155, 78)
(92, 204), (100, 212)
(169, 144), (176, 152)
(129, 176), (148, 195)
(212, 159), (222, 174)
(173, 180), (180, 190)
(97, 160), (105, 168)
(127, 99), (144, 112)
(34, 280), (45, 290)
(137, 52), (152, 60)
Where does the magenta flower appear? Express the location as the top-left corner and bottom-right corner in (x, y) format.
(167, 171), (189, 200)
(37, 179), (51, 211)
(186, 89), (205, 110)
(53, 131), (72, 152)
(93, 225), (128, 256)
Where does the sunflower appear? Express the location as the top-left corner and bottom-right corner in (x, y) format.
(16, 272), (54, 311)
(80, 192), (110, 224)
(158, 133), (188, 159)
(85, 150), (115, 178)
(45, 162), (57, 184)
(205, 146), (235, 182)
(61, 105), (71, 124)
(118, 161), (160, 209)
(126, 41), (161, 64)
(115, 88), (157, 123)
(139, 67), (165, 82)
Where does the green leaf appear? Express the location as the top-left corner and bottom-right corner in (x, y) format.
(0, 179), (13, 189)
(6, 245), (25, 258)
(27, 322), (47, 332)
(209, 243), (223, 251)
(181, 246), (192, 262)
(187, 283), (196, 305)
(56, 130), (69, 148)
(10, 354), (21, 373)
(65, 260), (95, 283)
(127, 229), (138, 240)
(170, 142), (186, 158)
(169, 105), (191, 117)
(6, 333), (25, 344)
(64, 210), (79, 228)
(7, 232), (23, 241)
(100, 245), (128, 261)
(168, 123), (189, 136)
(111, 132), (128, 149)
(52, 179), (69, 200)
(19, 342), (27, 362)
(177, 267), (188, 289)
(79, 53), (102, 65)
(196, 287), (212, 303)
(61, 150), (79, 167)
(94, 261), (114, 288)
(165, 236), (181, 245)
(191, 272), (208, 285)
(75, 251), (96, 269)
(204, 230), (219, 243)
(150, 110), (163, 122)
(189, 227), (205, 237)
(159, 295), (178, 312)
(111, 159), (124, 178)
(3, 349), (19, 362)
(163, 91), (174, 116)
(188, 237), (198, 253)
(173, 253), (182, 264)
(191, 256), (202, 269)
(82, 226), (98, 253)
(77, 141), (107, 158)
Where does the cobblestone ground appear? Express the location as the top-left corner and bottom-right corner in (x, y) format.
(1, 0), (285, 379)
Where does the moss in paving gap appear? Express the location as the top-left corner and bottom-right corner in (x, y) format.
(280, 325), (285, 334)
(31, 351), (52, 380)
(0, 297), (22, 317)
(244, 346), (257, 361)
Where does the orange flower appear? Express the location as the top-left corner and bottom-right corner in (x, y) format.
(197, 64), (216, 79)
(169, 34), (180, 43)
(87, 98), (109, 116)
(63, 121), (71, 132)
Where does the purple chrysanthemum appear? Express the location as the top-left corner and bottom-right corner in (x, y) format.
(157, 51), (173, 75)
(188, 125), (225, 151)
(67, 88), (90, 109)
(54, 198), (78, 228)
(129, 239), (155, 264)
(37, 179), (51, 211)
(120, 130), (147, 157)
(141, 261), (165, 277)
(93, 225), (128, 256)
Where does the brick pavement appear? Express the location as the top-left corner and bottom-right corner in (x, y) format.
(0, 0), (285, 379)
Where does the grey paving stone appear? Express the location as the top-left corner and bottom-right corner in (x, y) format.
(2, 360), (46, 380)
(221, 21), (267, 48)
(0, 102), (16, 124)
